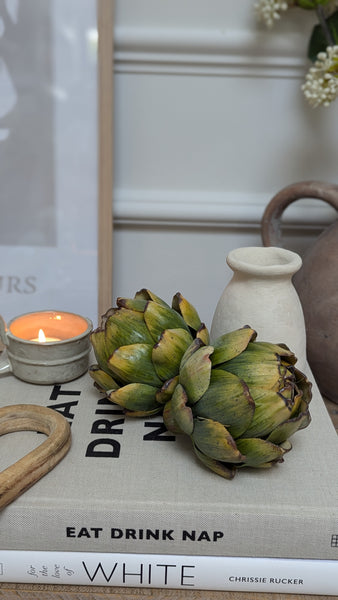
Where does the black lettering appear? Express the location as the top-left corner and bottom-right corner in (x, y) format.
(143, 422), (176, 442)
(125, 529), (137, 540)
(95, 408), (124, 415)
(162, 530), (174, 540)
(82, 561), (118, 582)
(213, 531), (224, 541)
(86, 439), (121, 457)
(156, 564), (176, 586)
(123, 563), (143, 584)
(182, 530), (195, 541)
(48, 401), (79, 421)
(49, 385), (81, 400)
(181, 565), (195, 586)
(91, 419), (124, 435)
(111, 528), (123, 539)
(91, 527), (103, 538)
(146, 529), (159, 540)
(197, 531), (211, 542)
(78, 527), (91, 538)
(66, 527), (76, 538)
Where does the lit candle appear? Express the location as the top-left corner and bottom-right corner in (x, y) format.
(31, 329), (61, 343)
(9, 311), (90, 342)
(0, 310), (93, 384)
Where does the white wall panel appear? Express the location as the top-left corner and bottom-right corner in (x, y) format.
(111, 1), (338, 327)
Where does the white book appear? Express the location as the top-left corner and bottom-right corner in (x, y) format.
(1, 550), (338, 595)
(0, 366), (338, 568)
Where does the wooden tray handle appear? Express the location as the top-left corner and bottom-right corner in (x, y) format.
(0, 404), (71, 510)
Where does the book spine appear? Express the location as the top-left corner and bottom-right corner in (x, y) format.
(0, 550), (338, 594)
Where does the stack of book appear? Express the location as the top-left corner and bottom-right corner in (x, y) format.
(0, 367), (338, 595)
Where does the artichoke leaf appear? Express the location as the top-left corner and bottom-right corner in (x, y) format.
(108, 343), (162, 386)
(152, 328), (193, 381)
(196, 323), (210, 345)
(156, 375), (179, 404)
(171, 292), (202, 332)
(179, 345), (213, 404)
(116, 297), (148, 312)
(223, 348), (289, 391)
(193, 370), (254, 438)
(267, 405), (311, 444)
(109, 382), (161, 414)
(180, 338), (206, 369)
(235, 438), (286, 467)
(105, 308), (153, 354)
(211, 326), (257, 365)
(90, 329), (115, 374)
(89, 365), (120, 392)
(192, 417), (245, 463)
(242, 387), (296, 438)
(170, 383), (194, 435)
(163, 399), (184, 434)
(144, 301), (190, 342)
(135, 288), (171, 308)
(192, 443), (236, 480)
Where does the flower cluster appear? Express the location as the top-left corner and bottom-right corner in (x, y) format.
(302, 45), (338, 107)
(254, 0), (290, 28)
(254, 0), (338, 107)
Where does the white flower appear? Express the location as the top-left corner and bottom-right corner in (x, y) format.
(302, 46), (338, 107)
(254, 0), (289, 28)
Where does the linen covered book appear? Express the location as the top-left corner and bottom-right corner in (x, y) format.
(0, 366), (338, 562)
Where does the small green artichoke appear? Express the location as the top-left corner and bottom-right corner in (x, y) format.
(163, 326), (312, 479)
(89, 289), (209, 416)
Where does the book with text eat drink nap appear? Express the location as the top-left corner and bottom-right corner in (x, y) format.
(0, 365), (338, 594)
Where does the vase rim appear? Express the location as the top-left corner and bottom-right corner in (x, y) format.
(226, 246), (302, 276)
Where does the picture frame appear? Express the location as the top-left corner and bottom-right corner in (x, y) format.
(0, 0), (114, 325)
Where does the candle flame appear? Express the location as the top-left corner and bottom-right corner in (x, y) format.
(38, 329), (46, 342)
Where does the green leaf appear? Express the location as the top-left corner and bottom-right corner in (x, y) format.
(211, 327), (256, 366)
(156, 375), (179, 404)
(90, 329), (114, 374)
(179, 345), (213, 404)
(144, 301), (190, 342)
(134, 288), (171, 308)
(108, 343), (162, 386)
(152, 328), (193, 381)
(171, 292), (202, 331)
(235, 438), (285, 467)
(163, 399), (183, 434)
(308, 10), (338, 62)
(297, 0), (332, 8)
(192, 443), (236, 479)
(88, 365), (120, 392)
(170, 383), (194, 435)
(192, 417), (244, 463)
(104, 308), (153, 355)
(193, 370), (254, 438)
(109, 383), (162, 416)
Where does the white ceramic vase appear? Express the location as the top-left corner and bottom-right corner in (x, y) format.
(210, 246), (307, 369)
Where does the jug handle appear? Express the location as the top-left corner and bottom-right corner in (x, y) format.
(261, 181), (338, 247)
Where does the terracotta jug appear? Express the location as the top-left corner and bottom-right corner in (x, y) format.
(261, 180), (338, 403)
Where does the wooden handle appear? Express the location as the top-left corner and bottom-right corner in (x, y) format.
(0, 404), (71, 510)
(261, 180), (338, 247)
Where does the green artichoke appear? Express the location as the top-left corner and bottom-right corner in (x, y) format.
(89, 289), (209, 416)
(163, 326), (312, 479)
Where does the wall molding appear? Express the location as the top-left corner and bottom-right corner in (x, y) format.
(114, 26), (307, 78)
(114, 189), (335, 229)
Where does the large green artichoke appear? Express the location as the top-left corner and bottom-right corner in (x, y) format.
(163, 326), (312, 479)
(89, 289), (209, 416)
